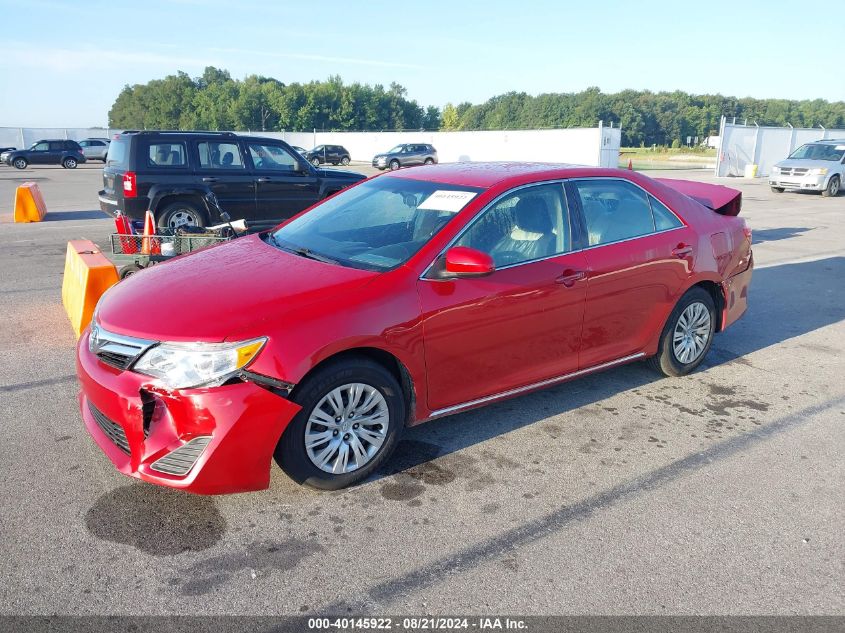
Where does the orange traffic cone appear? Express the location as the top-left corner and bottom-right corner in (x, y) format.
(141, 210), (160, 255)
(627, 158), (633, 171)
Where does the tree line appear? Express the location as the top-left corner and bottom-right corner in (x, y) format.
(109, 67), (845, 147)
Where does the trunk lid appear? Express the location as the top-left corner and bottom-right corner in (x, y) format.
(656, 178), (742, 216)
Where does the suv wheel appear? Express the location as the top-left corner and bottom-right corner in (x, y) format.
(822, 175), (840, 197)
(62, 157), (78, 169)
(424, 158), (435, 165)
(311, 157), (321, 167)
(389, 159), (400, 171)
(340, 156), (350, 166)
(12, 157), (27, 170)
(275, 357), (405, 490)
(158, 201), (205, 229)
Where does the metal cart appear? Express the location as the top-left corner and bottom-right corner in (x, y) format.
(108, 228), (234, 279)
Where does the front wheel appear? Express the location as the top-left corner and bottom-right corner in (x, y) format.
(389, 159), (400, 171)
(62, 157), (78, 169)
(822, 175), (840, 197)
(340, 156), (350, 166)
(276, 357), (405, 490)
(424, 158), (435, 165)
(648, 287), (716, 377)
(311, 157), (321, 167)
(12, 158), (27, 169)
(771, 186), (784, 193)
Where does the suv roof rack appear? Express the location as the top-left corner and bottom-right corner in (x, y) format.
(119, 130), (238, 137)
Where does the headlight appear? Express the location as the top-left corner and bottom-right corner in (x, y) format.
(771, 166), (780, 173)
(809, 168), (828, 176)
(133, 338), (266, 389)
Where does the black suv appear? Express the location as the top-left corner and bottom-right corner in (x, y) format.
(98, 131), (366, 228)
(372, 144), (438, 170)
(2, 140), (86, 169)
(304, 145), (351, 167)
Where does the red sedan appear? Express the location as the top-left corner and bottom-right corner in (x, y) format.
(77, 163), (752, 493)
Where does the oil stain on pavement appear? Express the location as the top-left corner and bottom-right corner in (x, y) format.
(85, 484), (226, 556)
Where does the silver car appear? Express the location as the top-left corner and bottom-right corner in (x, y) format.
(770, 139), (845, 197)
(78, 138), (111, 162)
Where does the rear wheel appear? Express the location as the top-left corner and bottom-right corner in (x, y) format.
(340, 156), (350, 166)
(13, 157), (27, 169)
(158, 201), (205, 230)
(770, 186), (784, 193)
(822, 175), (840, 197)
(275, 357), (405, 490)
(311, 157), (320, 167)
(648, 287), (716, 377)
(62, 157), (77, 169)
(424, 158), (435, 165)
(389, 159), (400, 171)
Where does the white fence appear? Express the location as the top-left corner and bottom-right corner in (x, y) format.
(715, 117), (845, 177)
(0, 125), (621, 168)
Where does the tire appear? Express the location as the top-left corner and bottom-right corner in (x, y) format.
(275, 357), (405, 490)
(647, 287), (716, 377)
(340, 156), (350, 166)
(62, 157), (78, 169)
(424, 158), (435, 165)
(389, 159), (400, 171)
(770, 186), (784, 193)
(12, 157), (27, 170)
(822, 175), (840, 197)
(119, 264), (144, 279)
(311, 157), (321, 167)
(157, 201), (205, 230)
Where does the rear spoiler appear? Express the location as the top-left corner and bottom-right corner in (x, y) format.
(656, 179), (742, 216)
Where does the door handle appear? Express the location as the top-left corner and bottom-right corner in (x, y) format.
(256, 177), (272, 183)
(555, 269), (587, 287)
(672, 244), (694, 258)
(202, 177), (218, 183)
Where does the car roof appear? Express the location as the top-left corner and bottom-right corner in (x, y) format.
(385, 161), (632, 188)
(808, 139), (845, 145)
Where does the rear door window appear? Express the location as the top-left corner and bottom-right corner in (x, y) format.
(49, 142), (64, 151)
(572, 179), (656, 246)
(198, 141), (245, 169)
(147, 142), (188, 168)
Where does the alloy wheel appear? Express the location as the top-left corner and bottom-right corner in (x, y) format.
(304, 383), (389, 474)
(167, 209), (199, 229)
(672, 302), (712, 364)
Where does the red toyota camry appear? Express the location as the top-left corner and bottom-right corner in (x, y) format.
(77, 163), (752, 494)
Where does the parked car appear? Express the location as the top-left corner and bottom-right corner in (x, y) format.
(97, 131), (366, 229)
(78, 163), (753, 494)
(305, 144), (351, 167)
(1, 139), (85, 169)
(769, 139), (845, 197)
(78, 138), (110, 162)
(372, 143), (438, 170)
(291, 146), (307, 155)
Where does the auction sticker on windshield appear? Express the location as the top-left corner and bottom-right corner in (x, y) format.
(418, 190), (477, 212)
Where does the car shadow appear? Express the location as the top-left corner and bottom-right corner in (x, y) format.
(43, 209), (110, 221)
(751, 227), (810, 245)
(374, 256), (845, 480)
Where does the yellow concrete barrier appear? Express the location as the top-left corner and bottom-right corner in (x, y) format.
(14, 182), (48, 222)
(61, 240), (119, 338)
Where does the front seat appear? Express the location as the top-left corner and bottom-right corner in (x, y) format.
(492, 196), (555, 265)
(221, 151), (234, 167)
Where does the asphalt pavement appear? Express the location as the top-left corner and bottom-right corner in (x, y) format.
(0, 163), (842, 616)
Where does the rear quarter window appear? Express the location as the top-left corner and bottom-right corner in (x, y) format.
(147, 142), (188, 168)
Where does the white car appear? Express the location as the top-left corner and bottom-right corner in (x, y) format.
(78, 138), (111, 162)
(770, 140), (845, 197)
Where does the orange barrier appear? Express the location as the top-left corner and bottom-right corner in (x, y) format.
(14, 182), (48, 222)
(61, 240), (119, 338)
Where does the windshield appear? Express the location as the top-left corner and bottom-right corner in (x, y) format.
(270, 177), (484, 271)
(788, 143), (845, 162)
(387, 145), (405, 154)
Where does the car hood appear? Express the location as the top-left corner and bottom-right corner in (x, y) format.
(96, 234), (378, 342)
(775, 159), (839, 170)
(315, 168), (365, 181)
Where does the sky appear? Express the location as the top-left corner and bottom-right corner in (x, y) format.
(0, 0), (841, 127)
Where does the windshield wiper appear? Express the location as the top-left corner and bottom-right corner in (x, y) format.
(290, 247), (338, 265)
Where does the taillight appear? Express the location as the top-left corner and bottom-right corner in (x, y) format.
(742, 221), (752, 242)
(123, 172), (137, 198)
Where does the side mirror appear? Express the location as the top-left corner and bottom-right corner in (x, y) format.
(438, 246), (495, 278)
